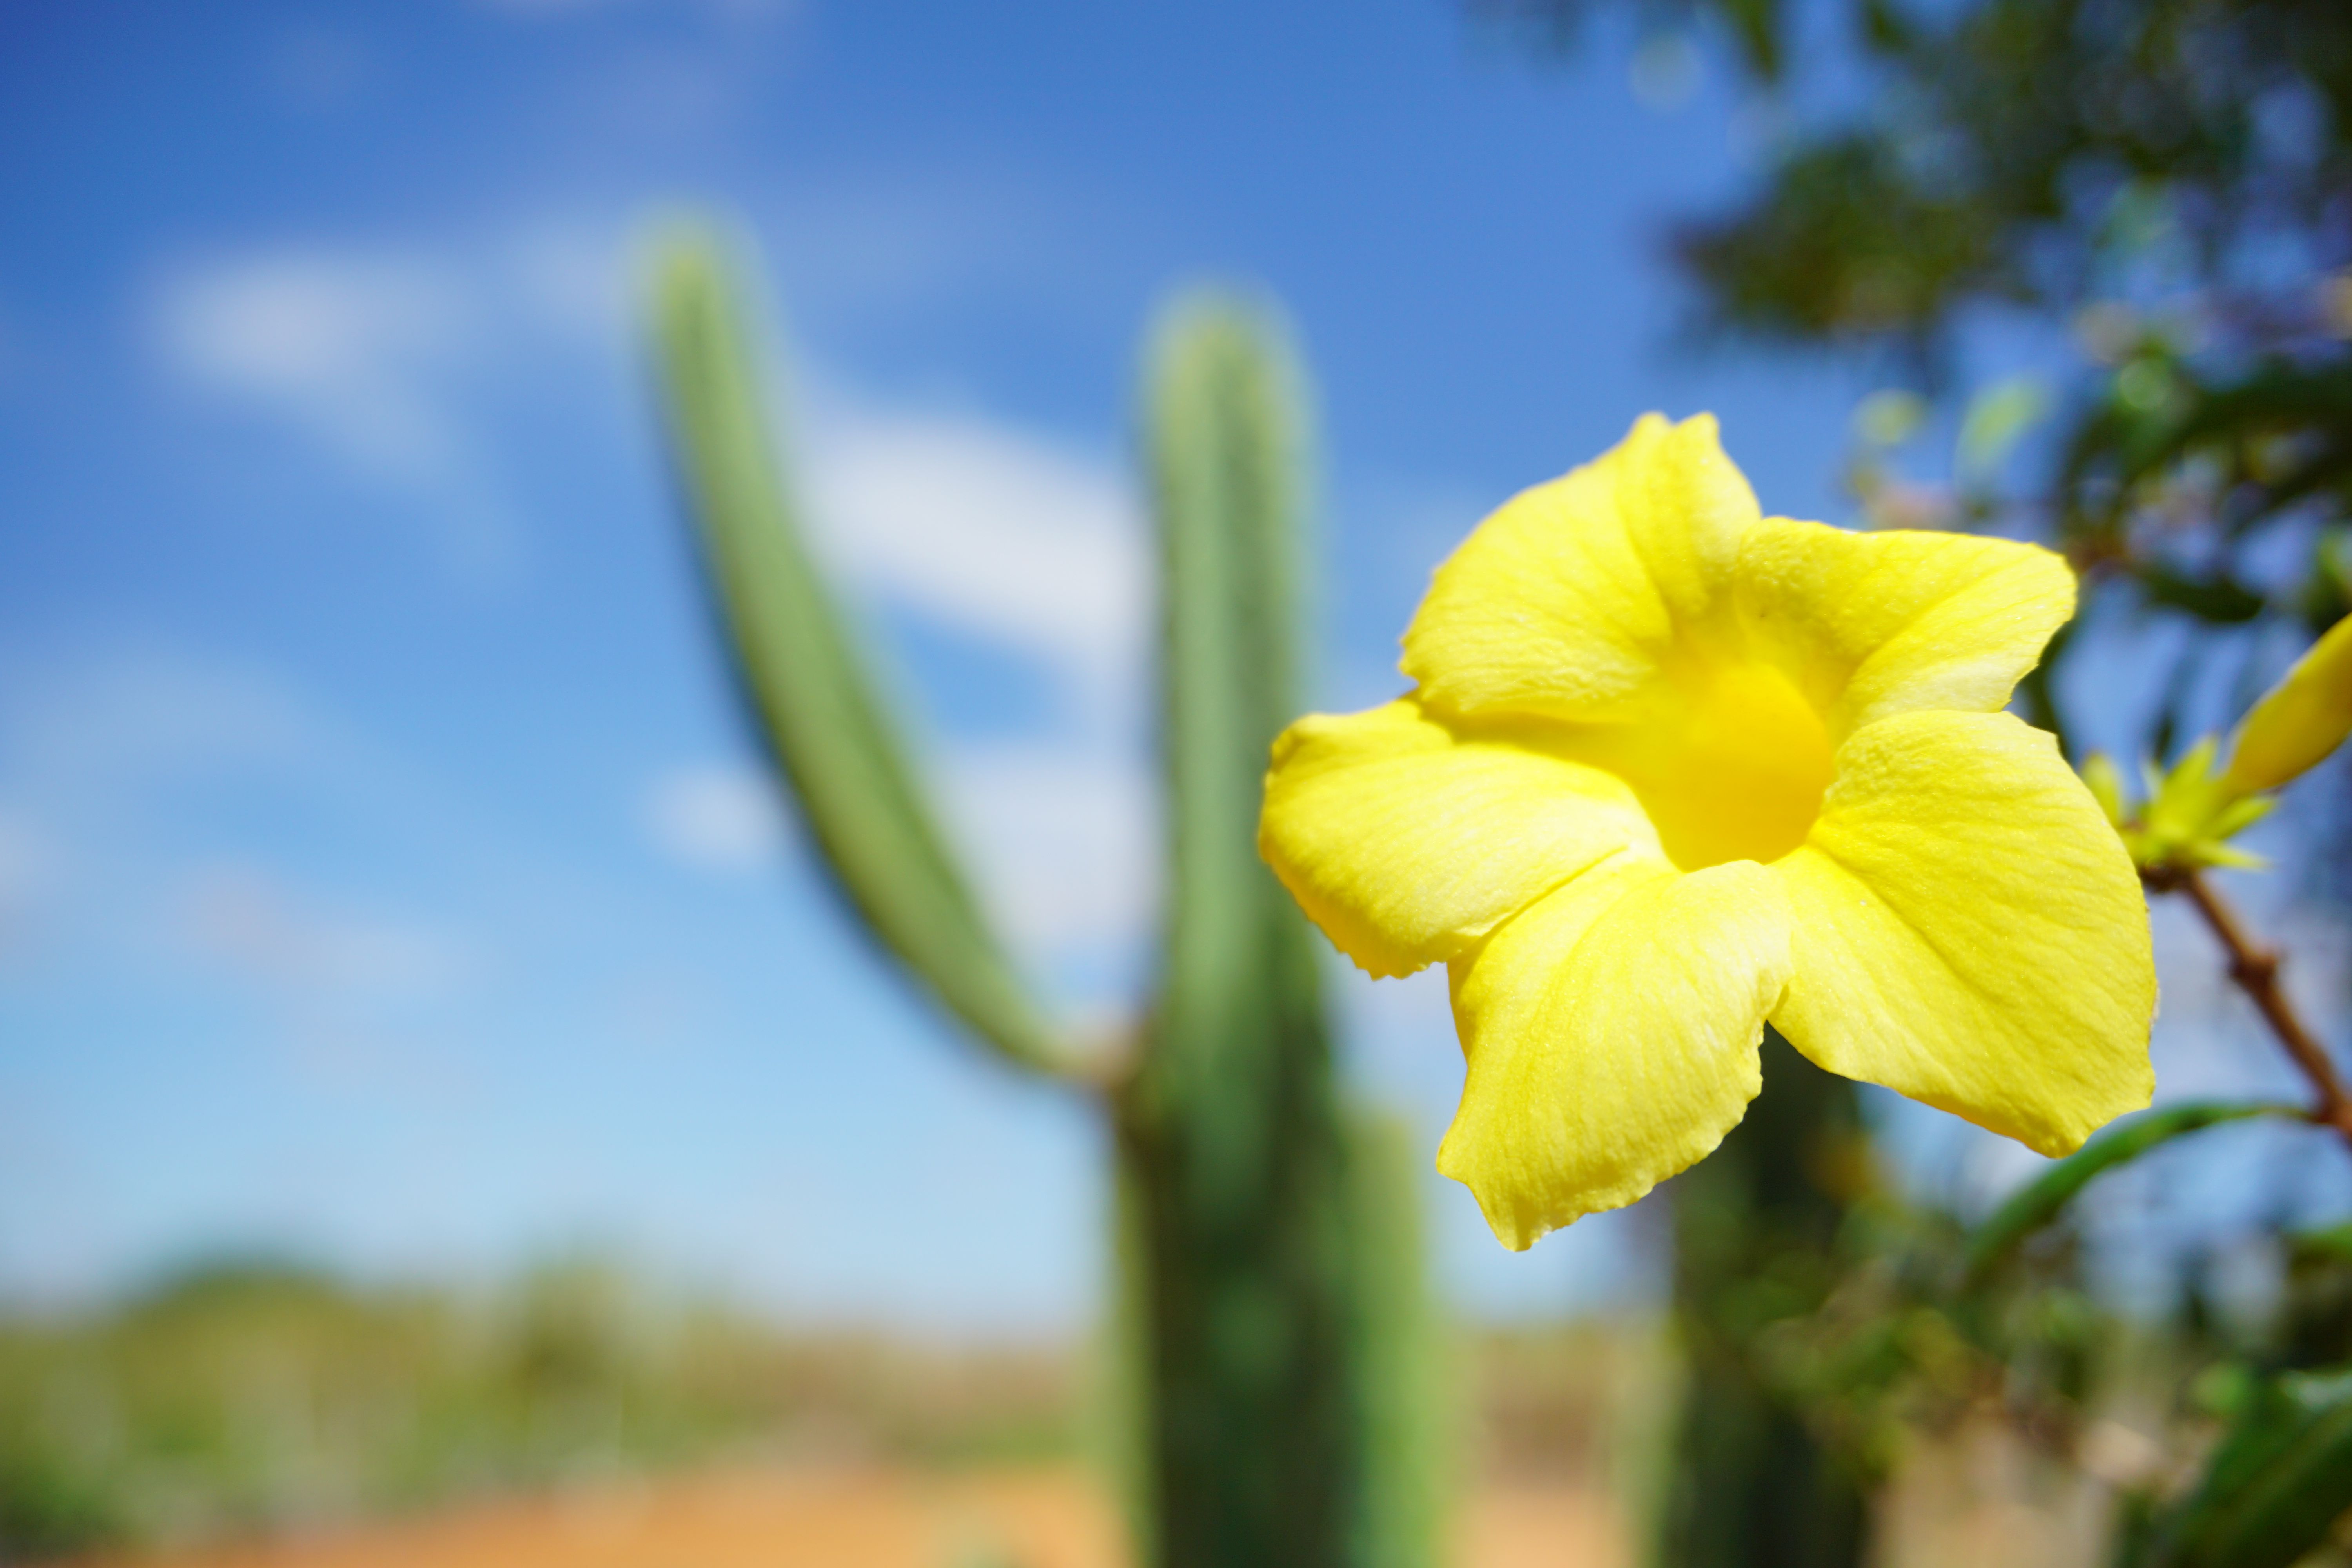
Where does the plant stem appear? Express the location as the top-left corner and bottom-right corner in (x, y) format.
(2148, 867), (2352, 1142)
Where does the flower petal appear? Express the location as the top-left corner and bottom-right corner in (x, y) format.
(1402, 414), (1759, 722)
(2224, 613), (2352, 797)
(1737, 518), (2077, 739)
(1770, 710), (2155, 1156)
(1437, 857), (1793, 1249)
(1259, 699), (1656, 978)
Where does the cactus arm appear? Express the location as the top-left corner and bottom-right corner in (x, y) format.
(1125, 294), (1361, 1568)
(1149, 294), (1319, 1067)
(647, 227), (1113, 1087)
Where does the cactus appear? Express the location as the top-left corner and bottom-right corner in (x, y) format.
(648, 230), (1443, 1568)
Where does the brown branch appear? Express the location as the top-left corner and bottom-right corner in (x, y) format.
(2145, 866), (2352, 1142)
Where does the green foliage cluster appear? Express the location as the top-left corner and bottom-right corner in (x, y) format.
(0, 1258), (1077, 1562)
(1737, 1102), (2352, 1568)
(1667, 0), (2352, 350)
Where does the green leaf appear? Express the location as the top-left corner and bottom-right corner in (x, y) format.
(2139, 564), (2268, 626)
(2132, 1368), (2352, 1568)
(1955, 375), (2048, 480)
(2292, 1223), (2352, 1267)
(646, 224), (1084, 1082)
(1963, 1102), (2306, 1286)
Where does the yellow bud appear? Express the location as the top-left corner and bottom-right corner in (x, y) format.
(2224, 616), (2352, 797)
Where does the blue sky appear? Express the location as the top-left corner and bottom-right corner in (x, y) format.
(2, 0), (2341, 1336)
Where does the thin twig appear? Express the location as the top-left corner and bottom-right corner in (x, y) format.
(2145, 866), (2352, 1142)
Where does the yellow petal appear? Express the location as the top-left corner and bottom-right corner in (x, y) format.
(1770, 710), (2155, 1156)
(1401, 414), (1759, 723)
(1736, 517), (2076, 740)
(2223, 614), (2352, 797)
(1437, 856), (1793, 1249)
(1258, 699), (1657, 978)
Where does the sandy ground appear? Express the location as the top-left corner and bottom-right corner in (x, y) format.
(75, 1465), (1628, 1568)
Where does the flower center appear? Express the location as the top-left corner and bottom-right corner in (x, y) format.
(1577, 659), (1835, 871)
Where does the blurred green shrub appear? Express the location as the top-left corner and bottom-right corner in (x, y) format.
(0, 1255), (1078, 1561)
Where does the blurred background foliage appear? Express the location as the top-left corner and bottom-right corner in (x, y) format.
(0, 1253), (1656, 1564)
(0, 1255), (1078, 1561)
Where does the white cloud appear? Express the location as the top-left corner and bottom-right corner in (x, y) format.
(791, 396), (1157, 987)
(167, 858), (486, 1097)
(643, 762), (791, 875)
(147, 229), (631, 586)
(804, 398), (1147, 729)
(266, 25), (375, 111)
(0, 641), (330, 801)
(156, 251), (472, 476)
(0, 810), (59, 898)
(0, 808), (62, 955)
(178, 860), (472, 1000)
(478, 0), (790, 19)
(768, 171), (1090, 321)
(0, 638), (500, 995)
(504, 222), (632, 341)
(944, 746), (1155, 962)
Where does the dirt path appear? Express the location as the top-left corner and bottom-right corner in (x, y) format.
(77, 1465), (1626, 1568)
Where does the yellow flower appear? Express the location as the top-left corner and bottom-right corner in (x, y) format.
(1259, 414), (2156, 1250)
